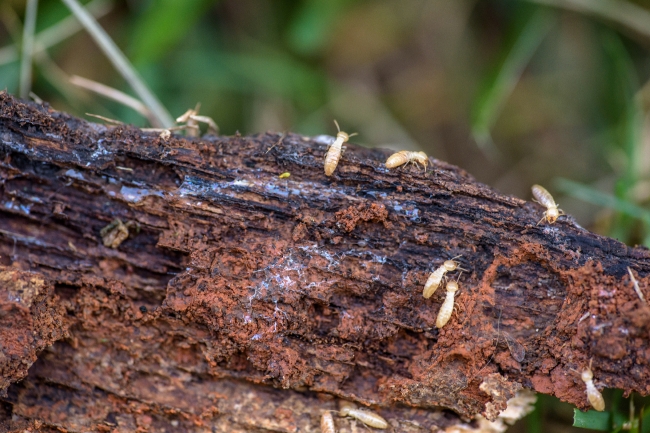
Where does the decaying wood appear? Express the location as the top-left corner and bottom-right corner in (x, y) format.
(0, 91), (649, 432)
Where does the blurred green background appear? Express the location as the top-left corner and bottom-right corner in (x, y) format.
(1, 0), (650, 431)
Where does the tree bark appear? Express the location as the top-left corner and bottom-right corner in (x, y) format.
(0, 91), (648, 432)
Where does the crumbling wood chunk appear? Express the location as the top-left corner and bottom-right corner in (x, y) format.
(0, 91), (648, 431)
(0, 269), (67, 393)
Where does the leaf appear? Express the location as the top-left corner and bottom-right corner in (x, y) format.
(573, 408), (611, 430)
(470, 8), (555, 160)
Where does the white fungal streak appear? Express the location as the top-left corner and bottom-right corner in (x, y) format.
(531, 184), (564, 224)
(423, 257), (462, 299)
(324, 120), (357, 176)
(385, 150), (429, 172)
(340, 407), (388, 429)
(627, 267), (647, 304)
(436, 280), (459, 328)
(581, 362), (605, 411)
(321, 412), (336, 433)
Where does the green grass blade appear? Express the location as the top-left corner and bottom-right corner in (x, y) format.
(60, 0), (174, 127)
(642, 405), (650, 433)
(0, 0), (113, 67)
(470, 8), (555, 159)
(554, 178), (650, 225)
(129, 0), (213, 65)
(526, 392), (544, 433)
(524, 0), (650, 42)
(599, 30), (643, 243)
(573, 409), (611, 430)
(19, 0), (38, 99)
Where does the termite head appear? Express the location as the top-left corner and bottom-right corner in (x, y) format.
(338, 400), (356, 417)
(581, 359), (594, 382)
(443, 260), (458, 271)
(446, 281), (459, 292)
(333, 119), (357, 142)
(443, 255), (463, 271)
(546, 207), (560, 223)
(415, 151), (429, 165)
(447, 271), (463, 292)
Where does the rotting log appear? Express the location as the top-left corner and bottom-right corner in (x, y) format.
(0, 91), (649, 432)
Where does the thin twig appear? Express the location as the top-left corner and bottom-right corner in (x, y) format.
(59, 0), (173, 128)
(85, 113), (123, 124)
(19, 0), (38, 99)
(627, 267), (647, 304)
(70, 75), (155, 124)
(141, 126), (187, 132)
(477, 307), (503, 375)
(29, 91), (43, 104)
(266, 133), (286, 154)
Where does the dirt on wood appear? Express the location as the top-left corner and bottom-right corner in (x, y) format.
(0, 91), (649, 432)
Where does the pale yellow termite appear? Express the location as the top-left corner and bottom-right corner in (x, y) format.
(279, 172), (291, 179)
(436, 275), (461, 329)
(385, 150), (429, 172)
(531, 184), (564, 225)
(581, 361), (605, 411)
(320, 411), (336, 433)
(324, 120), (357, 176)
(339, 402), (388, 429)
(423, 255), (464, 299)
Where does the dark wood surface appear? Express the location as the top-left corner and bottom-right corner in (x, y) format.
(1, 91), (648, 432)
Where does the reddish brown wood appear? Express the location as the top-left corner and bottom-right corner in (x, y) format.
(0, 92), (648, 432)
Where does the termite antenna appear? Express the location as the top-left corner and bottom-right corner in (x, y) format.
(333, 119), (341, 133)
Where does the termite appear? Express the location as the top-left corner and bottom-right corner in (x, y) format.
(531, 184), (564, 225)
(581, 360), (605, 411)
(279, 172), (291, 179)
(321, 412), (336, 433)
(324, 120), (357, 176)
(100, 218), (139, 249)
(436, 273), (462, 329)
(339, 402), (388, 429)
(423, 255), (464, 299)
(385, 150), (429, 172)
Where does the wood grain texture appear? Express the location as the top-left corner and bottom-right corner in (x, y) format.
(0, 92), (648, 432)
